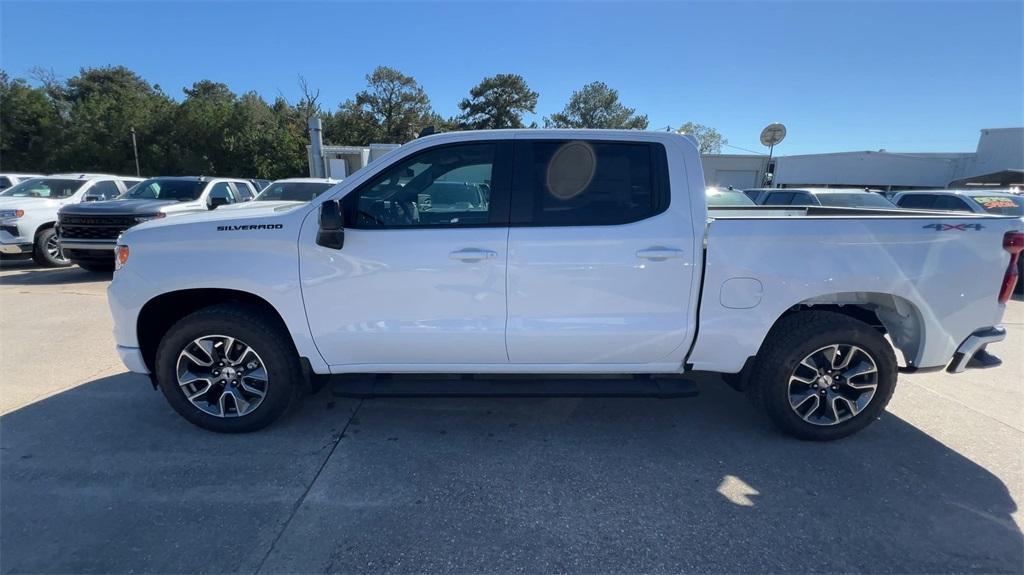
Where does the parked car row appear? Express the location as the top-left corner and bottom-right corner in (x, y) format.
(0, 173), (337, 269)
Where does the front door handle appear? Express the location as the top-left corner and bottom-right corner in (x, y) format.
(449, 248), (498, 262)
(636, 247), (684, 261)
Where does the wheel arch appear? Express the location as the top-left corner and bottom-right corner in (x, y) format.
(32, 220), (56, 239)
(136, 288), (295, 375)
(767, 292), (925, 369)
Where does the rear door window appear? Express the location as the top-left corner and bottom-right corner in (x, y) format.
(512, 140), (668, 226)
(231, 181), (255, 200)
(85, 180), (121, 201)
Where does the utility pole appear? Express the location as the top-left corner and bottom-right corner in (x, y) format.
(130, 127), (141, 177)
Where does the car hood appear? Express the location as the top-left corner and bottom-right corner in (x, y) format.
(59, 198), (184, 215)
(217, 200), (306, 211)
(0, 196), (67, 210)
(128, 201), (308, 231)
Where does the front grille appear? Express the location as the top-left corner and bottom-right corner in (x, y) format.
(59, 214), (137, 240)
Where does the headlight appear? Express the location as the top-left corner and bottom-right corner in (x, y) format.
(115, 245), (130, 271)
(134, 212), (166, 223)
(0, 209), (25, 219)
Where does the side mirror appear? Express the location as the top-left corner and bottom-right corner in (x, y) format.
(83, 194), (102, 202)
(208, 196), (230, 210)
(317, 200), (345, 250)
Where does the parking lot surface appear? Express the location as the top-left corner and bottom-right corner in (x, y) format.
(1, 258), (1022, 574)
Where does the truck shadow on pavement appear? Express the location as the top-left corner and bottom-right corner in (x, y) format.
(0, 260), (110, 286)
(1, 373), (1020, 574)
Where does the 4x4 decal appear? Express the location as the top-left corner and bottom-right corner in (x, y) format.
(923, 223), (985, 232)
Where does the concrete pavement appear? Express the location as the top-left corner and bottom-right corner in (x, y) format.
(1, 258), (1021, 573)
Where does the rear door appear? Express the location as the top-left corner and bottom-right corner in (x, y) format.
(505, 138), (695, 365)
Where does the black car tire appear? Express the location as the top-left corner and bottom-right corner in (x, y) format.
(32, 227), (71, 267)
(154, 303), (303, 433)
(749, 310), (898, 441)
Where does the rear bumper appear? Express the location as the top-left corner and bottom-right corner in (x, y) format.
(947, 326), (1006, 373)
(116, 345), (150, 374)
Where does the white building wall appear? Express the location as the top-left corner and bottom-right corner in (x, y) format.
(700, 127), (1022, 190)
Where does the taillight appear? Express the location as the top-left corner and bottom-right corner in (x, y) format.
(998, 231), (1024, 304)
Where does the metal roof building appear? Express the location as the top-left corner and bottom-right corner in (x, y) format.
(701, 127), (1023, 191)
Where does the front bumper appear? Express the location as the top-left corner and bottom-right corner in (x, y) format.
(117, 345), (150, 374)
(58, 239), (116, 252)
(0, 242), (32, 255)
(947, 326), (1006, 373)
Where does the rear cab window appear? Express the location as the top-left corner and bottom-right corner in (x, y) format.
(511, 139), (668, 226)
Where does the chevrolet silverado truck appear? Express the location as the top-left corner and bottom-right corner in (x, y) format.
(0, 174), (142, 266)
(107, 130), (1023, 439)
(57, 176), (258, 271)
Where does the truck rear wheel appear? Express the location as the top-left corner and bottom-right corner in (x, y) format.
(32, 227), (70, 267)
(750, 311), (897, 441)
(154, 303), (303, 433)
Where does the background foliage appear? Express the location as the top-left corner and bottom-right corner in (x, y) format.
(1, 66), (726, 177)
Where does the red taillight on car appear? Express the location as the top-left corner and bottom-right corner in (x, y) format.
(998, 231), (1024, 304)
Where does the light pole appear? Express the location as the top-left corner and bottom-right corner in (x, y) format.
(130, 127), (141, 177)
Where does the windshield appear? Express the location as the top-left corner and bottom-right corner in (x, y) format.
(816, 193), (895, 208)
(125, 179), (205, 201)
(255, 182), (334, 202)
(0, 178), (86, 198)
(706, 190), (755, 206)
(968, 195), (1024, 216)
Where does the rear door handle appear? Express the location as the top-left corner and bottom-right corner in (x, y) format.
(449, 248), (498, 262)
(636, 247), (684, 261)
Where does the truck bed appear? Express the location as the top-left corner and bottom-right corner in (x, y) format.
(688, 208), (1022, 374)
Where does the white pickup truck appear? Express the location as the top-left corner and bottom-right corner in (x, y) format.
(107, 130), (1023, 440)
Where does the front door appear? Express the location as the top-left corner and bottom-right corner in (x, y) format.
(300, 141), (512, 368)
(505, 138), (697, 366)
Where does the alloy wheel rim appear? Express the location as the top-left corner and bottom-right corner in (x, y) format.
(175, 335), (268, 418)
(46, 234), (68, 264)
(787, 344), (878, 426)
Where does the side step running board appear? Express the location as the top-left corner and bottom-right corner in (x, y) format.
(327, 375), (698, 399)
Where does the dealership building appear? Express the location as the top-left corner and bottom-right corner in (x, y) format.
(701, 127), (1023, 191)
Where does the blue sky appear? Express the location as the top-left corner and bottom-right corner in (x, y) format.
(2, 1), (1022, 155)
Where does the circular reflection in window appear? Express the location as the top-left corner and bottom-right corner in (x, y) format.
(546, 141), (596, 200)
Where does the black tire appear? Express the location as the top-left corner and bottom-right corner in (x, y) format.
(32, 227), (70, 267)
(154, 303), (303, 433)
(76, 260), (115, 273)
(749, 310), (897, 441)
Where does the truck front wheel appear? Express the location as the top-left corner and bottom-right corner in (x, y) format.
(32, 227), (70, 267)
(154, 303), (303, 433)
(750, 311), (897, 440)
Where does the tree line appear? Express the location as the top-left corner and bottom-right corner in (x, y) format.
(0, 65), (727, 179)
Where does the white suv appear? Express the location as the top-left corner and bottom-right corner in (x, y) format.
(0, 174), (142, 266)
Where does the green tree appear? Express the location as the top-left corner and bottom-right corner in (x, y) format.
(457, 74), (538, 129)
(170, 80), (238, 174)
(58, 66), (175, 174)
(329, 66), (434, 144)
(324, 100), (381, 146)
(544, 81), (647, 130)
(0, 71), (64, 172)
(677, 122), (727, 154)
